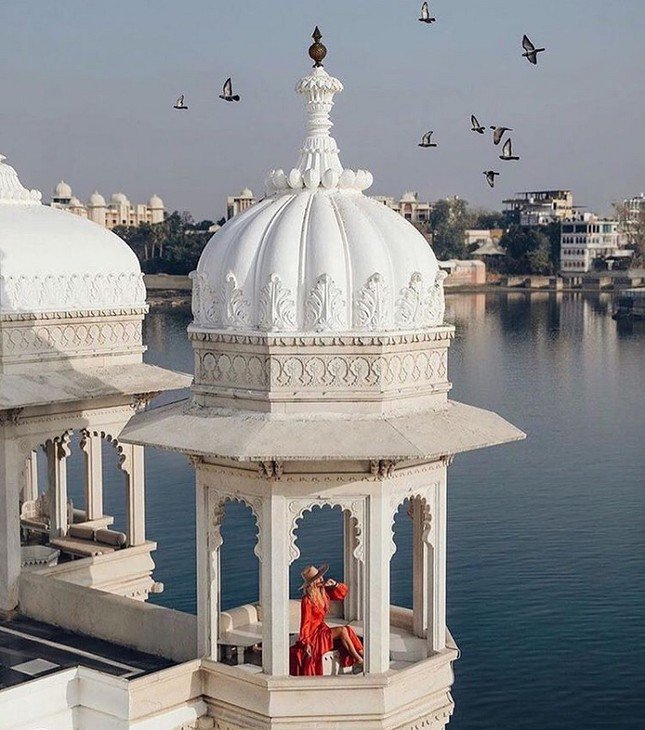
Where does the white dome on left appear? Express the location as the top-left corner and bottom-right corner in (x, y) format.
(0, 155), (146, 314)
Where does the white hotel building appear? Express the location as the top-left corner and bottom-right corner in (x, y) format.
(50, 181), (165, 229)
(560, 213), (626, 273)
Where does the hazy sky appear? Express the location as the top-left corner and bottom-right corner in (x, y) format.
(1, 0), (643, 220)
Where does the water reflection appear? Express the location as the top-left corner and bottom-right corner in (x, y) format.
(141, 294), (644, 729)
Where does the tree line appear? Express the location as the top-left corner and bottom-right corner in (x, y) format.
(115, 198), (643, 277)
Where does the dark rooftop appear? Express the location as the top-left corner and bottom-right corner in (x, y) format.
(0, 614), (175, 690)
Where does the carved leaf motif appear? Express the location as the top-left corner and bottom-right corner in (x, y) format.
(304, 274), (346, 331)
(395, 272), (424, 327)
(424, 270), (447, 327)
(354, 273), (390, 330)
(223, 273), (250, 327)
(258, 274), (296, 331)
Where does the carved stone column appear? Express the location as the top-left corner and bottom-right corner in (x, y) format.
(44, 433), (71, 539)
(260, 493), (290, 676)
(429, 476), (447, 653)
(80, 430), (103, 520)
(365, 487), (391, 674)
(119, 442), (145, 546)
(0, 433), (22, 612)
(197, 481), (220, 659)
(24, 451), (39, 502)
(343, 510), (363, 621)
(412, 494), (432, 639)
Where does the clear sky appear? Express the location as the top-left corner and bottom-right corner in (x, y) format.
(1, 0), (643, 220)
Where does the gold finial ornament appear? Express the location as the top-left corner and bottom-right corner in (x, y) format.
(308, 26), (327, 67)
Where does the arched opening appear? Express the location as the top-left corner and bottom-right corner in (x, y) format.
(19, 430), (145, 564)
(288, 504), (364, 676)
(391, 499), (413, 610)
(289, 504), (344, 597)
(216, 498), (260, 667)
(220, 500), (260, 611)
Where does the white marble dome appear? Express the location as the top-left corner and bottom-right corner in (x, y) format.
(148, 194), (164, 209)
(54, 180), (72, 198)
(89, 190), (106, 207)
(0, 155), (146, 314)
(192, 67), (443, 334)
(111, 192), (129, 205)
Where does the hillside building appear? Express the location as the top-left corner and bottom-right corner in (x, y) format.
(372, 191), (431, 223)
(503, 189), (574, 227)
(226, 188), (256, 219)
(50, 181), (165, 229)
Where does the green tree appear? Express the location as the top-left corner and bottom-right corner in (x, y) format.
(426, 197), (470, 259)
(499, 225), (555, 274)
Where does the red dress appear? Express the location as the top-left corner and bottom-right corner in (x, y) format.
(289, 582), (363, 676)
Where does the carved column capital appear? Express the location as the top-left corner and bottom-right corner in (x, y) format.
(370, 459), (396, 480)
(258, 460), (283, 481)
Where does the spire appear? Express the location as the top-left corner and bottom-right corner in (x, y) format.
(265, 28), (373, 194)
(295, 27), (344, 181)
(0, 154), (42, 206)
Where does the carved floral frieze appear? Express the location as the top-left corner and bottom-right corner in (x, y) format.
(194, 347), (448, 392)
(1, 318), (142, 356)
(0, 272), (146, 314)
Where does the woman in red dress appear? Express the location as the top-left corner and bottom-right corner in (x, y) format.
(289, 563), (363, 676)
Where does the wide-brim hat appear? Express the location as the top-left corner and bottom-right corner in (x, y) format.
(300, 563), (329, 590)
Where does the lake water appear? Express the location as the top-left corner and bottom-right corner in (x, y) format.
(126, 292), (643, 729)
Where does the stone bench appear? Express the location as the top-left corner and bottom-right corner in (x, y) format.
(50, 525), (128, 559)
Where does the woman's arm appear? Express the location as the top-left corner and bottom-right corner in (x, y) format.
(324, 580), (348, 601)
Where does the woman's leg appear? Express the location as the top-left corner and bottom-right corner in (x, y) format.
(331, 626), (363, 663)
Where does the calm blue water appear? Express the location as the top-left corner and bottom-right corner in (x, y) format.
(129, 293), (643, 729)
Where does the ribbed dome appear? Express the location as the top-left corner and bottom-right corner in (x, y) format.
(88, 190), (106, 207)
(0, 155), (145, 314)
(54, 180), (72, 198)
(148, 193), (164, 209)
(111, 192), (129, 205)
(192, 66), (444, 334)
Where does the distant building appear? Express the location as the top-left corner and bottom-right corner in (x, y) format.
(560, 213), (628, 273)
(372, 191), (431, 223)
(50, 181), (165, 229)
(226, 188), (256, 219)
(503, 190), (574, 227)
(439, 259), (486, 286)
(623, 192), (645, 221)
(620, 193), (645, 241)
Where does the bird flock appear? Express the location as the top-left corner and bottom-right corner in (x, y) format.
(172, 4), (547, 193)
(418, 3), (546, 189)
(173, 77), (240, 112)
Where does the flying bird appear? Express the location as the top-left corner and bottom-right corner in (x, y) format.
(490, 126), (512, 146)
(483, 171), (500, 188)
(522, 35), (545, 65)
(219, 78), (240, 102)
(418, 2), (436, 23)
(418, 131), (438, 148)
(500, 138), (520, 161)
(471, 114), (485, 134)
(173, 94), (188, 110)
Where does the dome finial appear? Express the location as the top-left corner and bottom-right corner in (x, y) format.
(308, 26), (327, 67)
